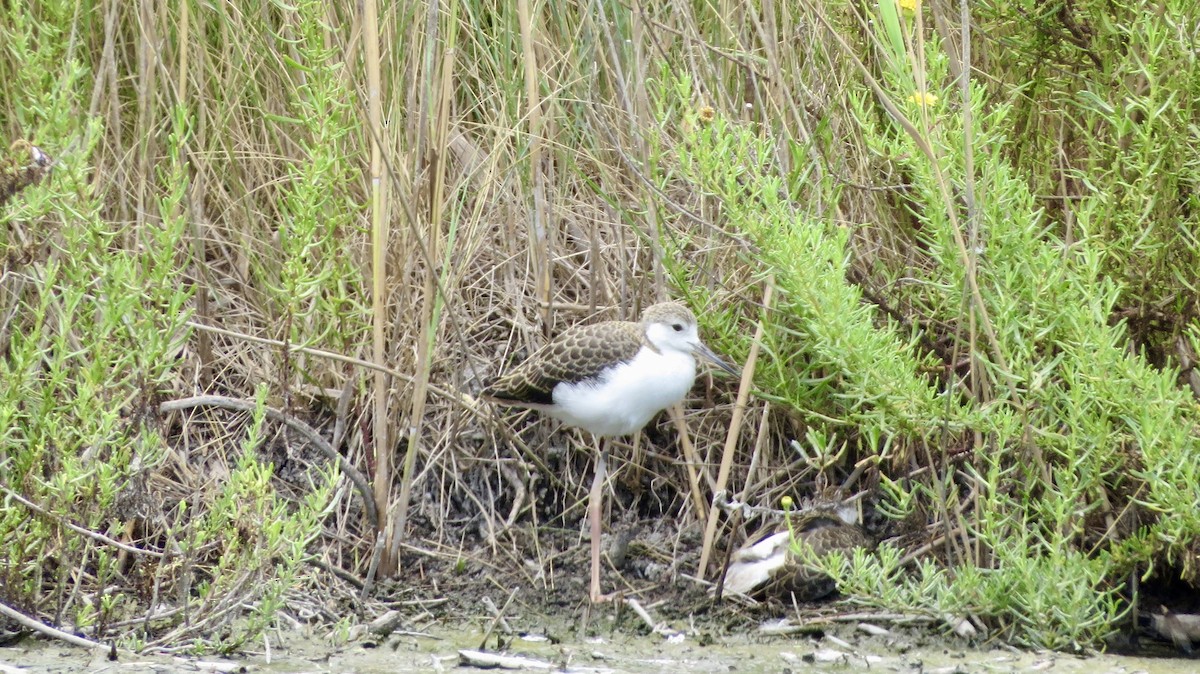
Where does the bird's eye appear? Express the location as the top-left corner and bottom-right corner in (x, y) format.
(672, 323), (684, 332)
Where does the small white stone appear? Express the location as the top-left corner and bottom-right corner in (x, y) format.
(810, 648), (848, 664)
(858, 622), (892, 636)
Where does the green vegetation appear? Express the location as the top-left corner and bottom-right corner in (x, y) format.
(663, 1), (1200, 648)
(3, 0), (1200, 654)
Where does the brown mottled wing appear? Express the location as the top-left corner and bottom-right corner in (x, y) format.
(481, 320), (643, 406)
(770, 516), (873, 602)
(799, 518), (873, 557)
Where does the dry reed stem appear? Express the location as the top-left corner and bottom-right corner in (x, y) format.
(698, 278), (774, 579)
(517, 0), (551, 326)
(363, 0), (390, 570)
(669, 405), (709, 525)
(390, 1), (457, 573)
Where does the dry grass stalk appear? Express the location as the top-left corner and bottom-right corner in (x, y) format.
(363, 0), (391, 574)
(698, 278), (773, 579)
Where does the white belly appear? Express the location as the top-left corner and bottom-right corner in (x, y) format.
(548, 348), (697, 437)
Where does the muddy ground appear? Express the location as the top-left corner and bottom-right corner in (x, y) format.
(3, 613), (1196, 673)
(2, 517), (1196, 673)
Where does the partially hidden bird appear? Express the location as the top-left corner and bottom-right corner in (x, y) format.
(722, 501), (873, 602)
(481, 301), (739, 602)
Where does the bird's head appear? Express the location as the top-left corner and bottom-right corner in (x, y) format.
(641, 302), (740, 377)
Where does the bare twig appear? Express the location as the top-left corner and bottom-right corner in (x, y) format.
(477, 589), (518, 649)
(183, 320), (479, 412)
(2, 482), (164, 556)
(0, 600), (109, 653)
(458, 649), (553, 670)
(1, 485), (163, 558)
(625, 597), (682, 638)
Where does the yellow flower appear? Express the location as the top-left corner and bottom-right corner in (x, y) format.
(781, 495), (794, 510)
(907, 91), (938, 106)
(697, 105), (716, 124)
(898, 0), (919, 14)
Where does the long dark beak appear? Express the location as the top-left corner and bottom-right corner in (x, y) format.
(694, 341), (741, 377)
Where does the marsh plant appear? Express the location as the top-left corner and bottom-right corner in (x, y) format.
(664, 0), (1199, 649)
(2, 0), (344, 652)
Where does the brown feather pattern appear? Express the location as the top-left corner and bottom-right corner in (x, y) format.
(764, 515), (873, 601)
(481, 320), (646, 406)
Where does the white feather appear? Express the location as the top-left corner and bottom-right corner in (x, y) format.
(549, 345), (697, 437)
(723, 531), (791, 595)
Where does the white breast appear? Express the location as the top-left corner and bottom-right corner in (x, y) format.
(548, 346), (698, 437)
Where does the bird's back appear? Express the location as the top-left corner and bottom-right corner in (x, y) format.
(481, 320), (645, 407)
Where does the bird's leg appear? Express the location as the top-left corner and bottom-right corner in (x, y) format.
(588, 439), (615, 603)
